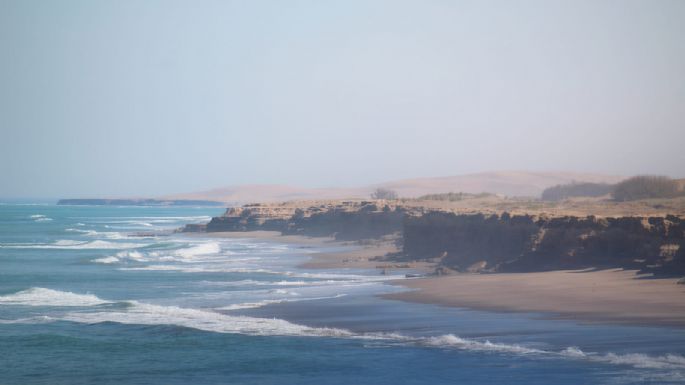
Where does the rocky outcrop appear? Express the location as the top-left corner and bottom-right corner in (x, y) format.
(403, 212), (685, 275)
(206, 205), (297, 232)
(190, 198), (685, 275)
(204, 201), (408, 240)
(181, 223), (207, 232)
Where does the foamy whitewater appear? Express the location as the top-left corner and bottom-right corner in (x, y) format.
(1, 204), (685, 384)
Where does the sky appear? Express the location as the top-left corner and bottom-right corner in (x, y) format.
(1, 0), (684, 198)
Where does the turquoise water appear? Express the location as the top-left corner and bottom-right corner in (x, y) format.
(1, 204), (685, 384)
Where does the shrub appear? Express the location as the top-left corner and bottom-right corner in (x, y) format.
(612, 175), (680, 201)
(370, 188), (398, 200)
(417, 192), (493, 201)
(541, 182), (614, 201)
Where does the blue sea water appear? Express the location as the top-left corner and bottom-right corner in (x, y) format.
(1, 203), (685, 384)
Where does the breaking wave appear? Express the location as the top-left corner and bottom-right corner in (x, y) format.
(1, 240), (144, 250)
(0, 288), (112, 307)
(174, 242), (221, 259)
(59, 301), (353, 338)
(93, 251), (148, 264)
(97, 242), (224, 265)
(120, 264), (403, 283)
(199, 279), (360, 287)
(119, 265), (281, 273)
(560, 347), (685, 370)
(92, 256), (121, 264)
(3, 288), (684, 374)
(65, 228), (127, 239)
(218, 294), (347, 310)
(30, 214), (53, 222)
(422, 334), (543, 354)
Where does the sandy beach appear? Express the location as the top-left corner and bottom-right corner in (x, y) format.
(384, 269), (685, 327)
(200, 231), (685, 327)
(201, 230), (336, 245)
(200, 231), (433, 272)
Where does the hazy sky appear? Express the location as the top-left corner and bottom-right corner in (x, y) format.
(1, 0), (684, 198)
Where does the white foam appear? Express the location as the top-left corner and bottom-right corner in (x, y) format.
(203, 279), (360, 287)
(93, 256), (120, 264)
(98, 242), (225, 266)
(217, 294), (347, 311)
(56, 240), (84, 246)
(97, 251), (149, 264)
(65, 228), (127, 239)
(560, 347), (685, 370)
(30, 214), (52, 222)
(7, 296), (685, 373)
(174, 242), (221, 259)
(120, 250), (148, 261)
(560, 346), (586, 358)
(119, 265), (284, 274)
(0, 315), (55, 324)
(423, 334), (543, 354)
(94, 216), (212, 222)
(0, 288), (111, 307)
(286, 271), (405, 281)
(601, 353), (685, 369)
(103, 232), (127, 240)
(97, 221), (155, 229)
(65, 228), (99, 236)
(1, 240), (143, 250)
(60, 301), (353, 338)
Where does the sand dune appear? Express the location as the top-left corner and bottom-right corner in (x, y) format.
(165, 171), (625, 204)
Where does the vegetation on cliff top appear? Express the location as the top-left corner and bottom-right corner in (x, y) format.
(541, 175), (684, 202)
(370, 188), (398, 200)
(612, 175), (682, 201)
(416, 192), (494, 202)
(541, 182), (614, 201)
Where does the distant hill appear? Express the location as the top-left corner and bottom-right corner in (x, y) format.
(373, 171), (625, 199)
(162, 184), (365, 205)
(163, 171), (626, 204)
(57, 199), (224, 207)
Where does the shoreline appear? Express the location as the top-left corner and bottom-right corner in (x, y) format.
(195, 231), (434, 272)
(384, 269), (685, 328)
(197, 231), (685, 328)
(195, 230), (337, 245)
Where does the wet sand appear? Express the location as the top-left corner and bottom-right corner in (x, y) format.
(384, 269), (685, 327)
(202, 230), (336, 245)
(199, 231), (685, 327)
(200, 231), (433, 272)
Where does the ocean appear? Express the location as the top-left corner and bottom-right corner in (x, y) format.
(1, 203), (684, 384)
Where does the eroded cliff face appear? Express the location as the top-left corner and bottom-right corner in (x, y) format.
(205, 201), (407, 241)
(195, 200), (685, 275)
(206, 205), (296, 232)
(403, 212), (685, 275)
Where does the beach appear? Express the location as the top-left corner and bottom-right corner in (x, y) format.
(205, 231), (685, 327)
(385, 269), (685, 327)
(203, 231), (433, 271)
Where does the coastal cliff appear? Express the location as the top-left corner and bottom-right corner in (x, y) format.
(403, 212), (685, 275)
(205, 201), (408, 241)
(192, 199), (685, 276)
